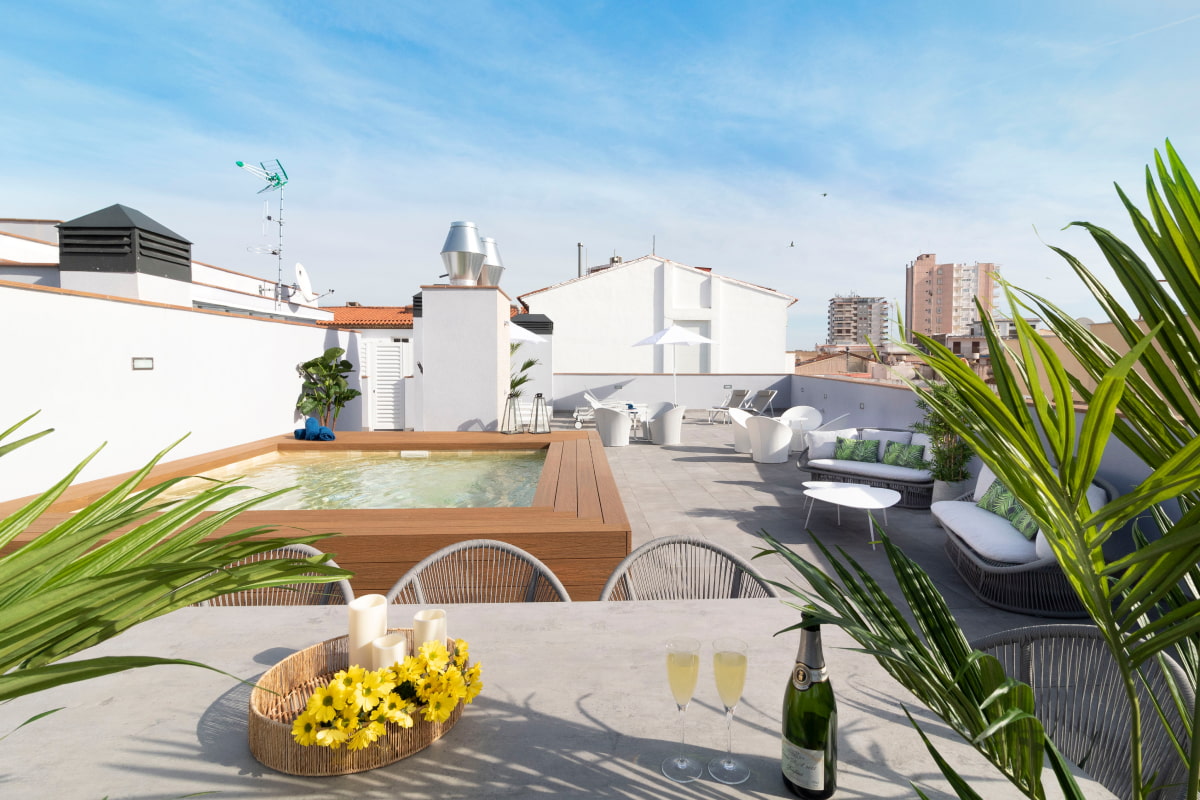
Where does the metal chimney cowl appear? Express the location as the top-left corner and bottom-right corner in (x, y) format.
(440, 221), (486, 286)
(479, 236), (505, 287)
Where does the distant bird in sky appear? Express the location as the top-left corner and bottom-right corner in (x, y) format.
(789, 241), (795, 247)
(821, 193), (827, 197)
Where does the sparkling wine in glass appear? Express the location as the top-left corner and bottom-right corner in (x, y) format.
(662, 636), (703, 782)
(709, 637), (750, 784)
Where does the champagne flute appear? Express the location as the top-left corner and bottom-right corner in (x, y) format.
(662, 636), (703, 782)
(708, 637), (750, 784)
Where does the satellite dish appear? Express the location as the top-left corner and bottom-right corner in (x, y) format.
(294, 262), (318, 303)
(1075, 316), (1095, 329)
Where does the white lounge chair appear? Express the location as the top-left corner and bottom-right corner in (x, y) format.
(745, 389), (777, 416)
(572, 391), (626, 428)
(707, 389), (750, 424)
(728, 408), (753, 454)
(747, 416), (792, 463)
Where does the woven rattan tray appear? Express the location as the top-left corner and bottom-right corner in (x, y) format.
(248, 629), (463, 776)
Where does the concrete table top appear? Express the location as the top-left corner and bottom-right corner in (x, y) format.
(0, 599), (1110, 799)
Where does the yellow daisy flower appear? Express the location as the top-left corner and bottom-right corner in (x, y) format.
(347, 720), (386, 751)
(442, 665), (466, 700)
(422, 691), (455, 724)
(291, 711), (320, 746)
(419, 640), (450, 672)
(464, 664), (483, 703)
(306, 685), (345, 722)
(329, 666), (365, 701)
(315, 726), (348, 749)
(452, 639), (469, 667)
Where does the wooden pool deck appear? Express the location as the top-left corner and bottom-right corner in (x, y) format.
(0, 430), (632, 601)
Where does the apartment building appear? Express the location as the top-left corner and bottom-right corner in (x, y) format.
(826, 293), (888, 346)
(903, 253), (997, 342)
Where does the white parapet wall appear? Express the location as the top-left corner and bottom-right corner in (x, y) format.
(0, 281), (361, 503)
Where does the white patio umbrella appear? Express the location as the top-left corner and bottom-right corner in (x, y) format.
(632, 324), (712, 405)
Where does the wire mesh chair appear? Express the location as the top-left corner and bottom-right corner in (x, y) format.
(600, 535), (778, 601)
(201, 543), (354, 606)
(386, 539), (572, 604)
(972, 624), (1194, 800)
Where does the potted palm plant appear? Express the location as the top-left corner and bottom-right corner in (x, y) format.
(910, 381), (974, 502)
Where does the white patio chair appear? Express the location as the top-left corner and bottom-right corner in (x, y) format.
(600, 535), (778, 600)
(594, 406), (632, 447)
(707, 389), (750, 424)
(747, 416), (792, 463)
(745, 389), (777, 416)
(728, 408), (752, 454)
(780, 405), (823, 452)
(649, 404), (686, 445)
(200, 543), (355, 606)
(387, 539), (571, 604)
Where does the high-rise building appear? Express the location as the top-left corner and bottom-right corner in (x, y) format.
(904, 254), (998, 342)
(826, 293), (889, 346)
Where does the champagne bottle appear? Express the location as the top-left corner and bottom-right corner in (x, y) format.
(781, 612), (837, 798)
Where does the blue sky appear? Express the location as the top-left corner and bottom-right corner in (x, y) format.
(5, 1), (1199, 348)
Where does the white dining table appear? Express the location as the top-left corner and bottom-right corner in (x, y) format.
(0, 599), (1110, 799)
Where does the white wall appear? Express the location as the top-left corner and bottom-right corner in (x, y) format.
(417, 286), (507, 431)
(0, 231), (58, 262)
(523, 256), (794, 375)
(0, 283), (361, 502)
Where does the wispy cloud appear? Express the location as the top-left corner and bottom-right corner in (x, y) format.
(4, 1), (1198, 346)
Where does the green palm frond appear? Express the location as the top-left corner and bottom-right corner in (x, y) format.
(0, 416), (353, 702)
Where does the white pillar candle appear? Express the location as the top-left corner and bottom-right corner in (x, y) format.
(347, 594), (388, 669)
(413, 608), (447, 647)
(371, 632), (408, 671)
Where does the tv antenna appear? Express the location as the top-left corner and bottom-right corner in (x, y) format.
(236, 159), (288, 304)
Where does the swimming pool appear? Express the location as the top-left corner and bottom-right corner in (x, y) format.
(159, 449), (546, 510)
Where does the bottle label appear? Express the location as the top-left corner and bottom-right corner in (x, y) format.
(791, 662), (828, 691)
(782, 738), (825, 789)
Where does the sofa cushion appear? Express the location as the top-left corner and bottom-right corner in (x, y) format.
(863, 429), (912, 462)
(931, 500), (1038, 563)
(976, 482), (1039, 539)
(883, 441), (925, 469)
(807, 428), (858, 460)
(807, 458), (932, 483)
(973, 463), (998, 502)
(835, 437), (879, 462)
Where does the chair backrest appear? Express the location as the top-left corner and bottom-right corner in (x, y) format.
(645, 400), (675, 421)
(746, 416), (792, 463)
(387, 539), (571, 604)
(780, 406), (822, 430)
(594, 406), (631, 446)
(973, 624), (1193, 800)
(600, 535), (778, 601)
(746, 389), (777, 415)
(722, 389), (750, 409)
(202, 544), (355, 607)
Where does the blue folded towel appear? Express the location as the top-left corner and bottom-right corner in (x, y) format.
(294, 427), (305, 440)
(316, 425), (336, 441)
(305, 417), (320, 439)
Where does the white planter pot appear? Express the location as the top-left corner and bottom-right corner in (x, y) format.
(931, 479), (972, 504)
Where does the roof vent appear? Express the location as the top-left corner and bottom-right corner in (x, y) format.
(58, 204), (191, 282)
(347, 301), (362, 307)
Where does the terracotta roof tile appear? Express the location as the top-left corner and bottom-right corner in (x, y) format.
(323, 305), (414, 328)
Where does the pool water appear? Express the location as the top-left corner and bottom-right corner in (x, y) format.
(161, 450), (546, 510)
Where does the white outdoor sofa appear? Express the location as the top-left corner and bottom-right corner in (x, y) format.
(933, 464), (1115, 618)
(797, 427), (935, 509)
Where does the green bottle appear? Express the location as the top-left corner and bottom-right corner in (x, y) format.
(781, 612), (837, 798)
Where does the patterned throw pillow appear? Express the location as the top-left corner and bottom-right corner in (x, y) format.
(882, 441), (925, 469)
(834, 437), (880, 463)
(976, 481), (1039, 539)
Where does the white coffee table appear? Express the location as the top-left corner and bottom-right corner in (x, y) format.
(802, 481), (901, 549)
